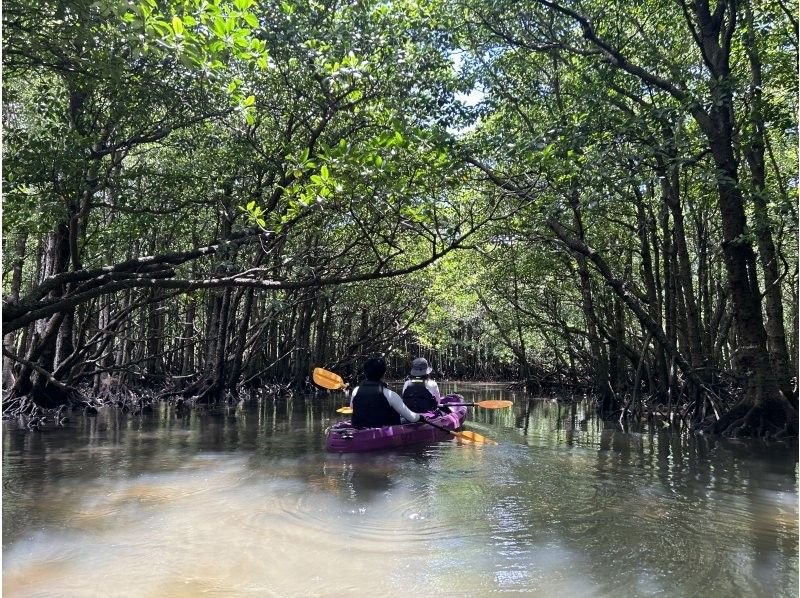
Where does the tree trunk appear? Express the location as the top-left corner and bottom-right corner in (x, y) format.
(634, 187), (668, 396)
(3, 234), (27, 388)
(742, 0), (793, 400)
(705, 112), (796, 435)
(145, 289), (163, 378)
(569, 190), (611, 407)
(10, 224), (73, 406)
(657, 149), (705, 382)
(228, 288), (255, 390)
(180, 298), (197, 378)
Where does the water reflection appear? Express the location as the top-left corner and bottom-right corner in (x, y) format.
(3, 383), (798, 597)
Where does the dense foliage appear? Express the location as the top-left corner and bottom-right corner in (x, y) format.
(3, 0), (797, 437)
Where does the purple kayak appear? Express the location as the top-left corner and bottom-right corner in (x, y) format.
(326, 394), (468, 453)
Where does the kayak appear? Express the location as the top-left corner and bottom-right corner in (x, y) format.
(326, 394), (468, 453)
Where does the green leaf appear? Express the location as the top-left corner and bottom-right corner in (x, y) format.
(171, 15), (184, 34)
(243, 95), (255, 107)
(212, 16), (226, 37)
(375, 155), (383, 167)
(243, 12), (258, 28)
(320, 165), (329, 180)
(246, 200), (255, 211)
(178, 53), (195, 68)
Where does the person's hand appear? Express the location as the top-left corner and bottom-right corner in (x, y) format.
(417, 414), (427, 423)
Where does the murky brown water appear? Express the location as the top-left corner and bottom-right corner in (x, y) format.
(3, 382), (798, 596)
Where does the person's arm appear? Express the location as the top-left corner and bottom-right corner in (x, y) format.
(349, 386), (359, 407)
(428, 380), (441, 400)
(383, 387), (421, 422)
(402, 379), (410, 394)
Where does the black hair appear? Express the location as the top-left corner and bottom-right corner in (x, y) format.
(363, 356), (387, 381)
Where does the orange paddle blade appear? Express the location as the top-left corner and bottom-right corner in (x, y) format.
(455, 430), (498, 445)
(313, 367), (346, 390)
(336, 406), (353, 414)
(475, 400), (513, 409)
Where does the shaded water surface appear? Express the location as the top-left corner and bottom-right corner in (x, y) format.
(3, 382), (798, 596)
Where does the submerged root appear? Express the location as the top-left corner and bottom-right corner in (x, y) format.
(709, 398), (798, 440)
(2, 389), (84, 428)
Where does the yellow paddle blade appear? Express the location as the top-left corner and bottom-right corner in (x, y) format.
(455, 430), (498, 445)
(336, 406), (353, 414)
(475, 400), (513, 409)
(313, 367), (346, 390)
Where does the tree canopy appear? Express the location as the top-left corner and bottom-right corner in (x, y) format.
(3, 0), (797, 438)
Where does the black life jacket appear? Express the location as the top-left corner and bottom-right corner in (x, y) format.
(402, 378), (438, 413)
(351, 380), (401, 428)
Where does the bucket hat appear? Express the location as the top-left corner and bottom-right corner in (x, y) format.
(410, 357), (433, 376)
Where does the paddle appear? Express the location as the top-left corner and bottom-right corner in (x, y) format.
(313, 367), (348, 391)
(334, 400), (512, 414)
(447, 400), (513, 409)
(419, 416), (498, 445)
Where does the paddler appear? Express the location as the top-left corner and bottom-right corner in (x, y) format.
(349, 356), (425, 428)
(401, 357), (441, 412)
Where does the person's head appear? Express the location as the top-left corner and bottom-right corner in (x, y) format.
(410, 357), (432, 378)
(363, 356), (387, 381)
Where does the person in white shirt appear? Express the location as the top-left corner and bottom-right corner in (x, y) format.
(401, 357), (441, 412)
(349, 356), (423, 428)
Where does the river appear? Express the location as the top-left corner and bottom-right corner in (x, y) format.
(3, 382), (798, 596)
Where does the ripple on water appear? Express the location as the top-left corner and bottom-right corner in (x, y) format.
(3, 396), (798, 597)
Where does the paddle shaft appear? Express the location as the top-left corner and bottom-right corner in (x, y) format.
(337, 403), (508, 413)
(420, 416), (461, 438)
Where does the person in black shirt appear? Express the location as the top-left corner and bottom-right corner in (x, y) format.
(350, 356), (424, 428)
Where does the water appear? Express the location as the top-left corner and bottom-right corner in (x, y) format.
(3, 382), (798, 597)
